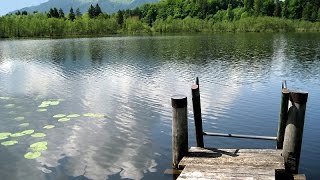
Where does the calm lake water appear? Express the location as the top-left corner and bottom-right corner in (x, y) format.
(0, 33), (319, 180)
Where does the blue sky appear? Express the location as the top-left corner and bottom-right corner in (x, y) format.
(0, 0), (48, 16)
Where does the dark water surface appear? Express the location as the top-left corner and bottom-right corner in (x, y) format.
(0, 34), (319, 179)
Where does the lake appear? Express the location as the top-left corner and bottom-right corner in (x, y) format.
(0, 33), (319, 180)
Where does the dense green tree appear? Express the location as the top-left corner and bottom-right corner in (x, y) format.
(244, 0), (254, 11)
(88, 5), (95, 18)
(94, 4), (103, 17)
(274, 0), (281, 17)
(69, 7), (76, 21)
(254, 0), (262, 16)
(58, 8), (65, 18)
(282, 0), (289, 18)
(76, 8), (82, 17)
(116, 10), (124, 26)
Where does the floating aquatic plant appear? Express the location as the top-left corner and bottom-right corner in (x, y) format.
(21, 129), (35, 135)
(11, 132), (26, 137)
(0, 97), (11, 100)
(24, 151), (41, 159)
(38, 100), (60, 108)
(31, 133), (46, 138)
(83, 113), (105, 118)
(43, 125), (55, 129)
(53, 114), (66, 118)
(1, 140), (18, 146)
(37, 109), (47, 112)
(18, 123), (30, 127)
(58, 118), (71, 122)
(4, 104), (15, 108)
(67, 114), (81, 118)
(14, 117), (25, 121)
(0, 132), (11, 140)
(30, 141), (48, 148)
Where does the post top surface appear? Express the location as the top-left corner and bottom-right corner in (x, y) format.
(171, 95), (187, 108)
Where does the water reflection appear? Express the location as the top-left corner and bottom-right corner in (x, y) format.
(0, 34), (320, 179)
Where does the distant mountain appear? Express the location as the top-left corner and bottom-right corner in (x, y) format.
(14, 0), (159, 15)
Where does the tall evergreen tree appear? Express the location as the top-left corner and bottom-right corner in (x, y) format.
(76, 8), (82, 17)
(69, 7), (75, 21)
(94, 4), (103, 17)
(88, 4), (95, 18)
(282, 0), (289, 18)
(58, 8), (65, 18)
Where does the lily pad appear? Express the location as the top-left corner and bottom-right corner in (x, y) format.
(38, 104), (49, 108)
(30, 141), (48, 148)
(1, 140), (18, 146)
(21, 129), (35, 135)
(0, 133), (11, 140)
(31, 145), (47, 151)
(11, 133), (26, 137)
(58, 118), (71, 122)
(31, 133), (46, 138)
(4, 104), (15, 108)
(0, 97), (11, 100)
(43, 125), (55, 129)
(83, 113), (105, 118)
(53, 114), (66, 118)
(67, 114), (81, 118)
(0, 132), (11, 137)
(24, 151), (41, 159)
(37, 109), (47, 112)
(18, 123), (30, 127)
(14, 117), (25, 121)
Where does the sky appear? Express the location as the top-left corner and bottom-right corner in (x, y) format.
(0, 0), (48, 16)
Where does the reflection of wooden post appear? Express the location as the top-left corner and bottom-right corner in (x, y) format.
(192, 84), (204, 148)
(282, 90), (308, 174)
(172, 95), (188, 169)
(277, 80), (289, 149)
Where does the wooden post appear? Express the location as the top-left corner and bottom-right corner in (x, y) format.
(192, 84), (204, 148)
(277, 80), (290, 149)
(172, 95), (188, 169)
(282, 90), (308, 174)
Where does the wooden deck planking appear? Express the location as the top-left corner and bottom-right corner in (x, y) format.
(177, 147), (285, 180)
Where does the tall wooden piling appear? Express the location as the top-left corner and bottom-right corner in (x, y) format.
(172, 95), (188, 169)
(277, 80), (290, 149)
(282, 90), (308, 174)
(192, 84), (204, 148)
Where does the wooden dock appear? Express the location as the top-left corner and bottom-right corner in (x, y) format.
(170, 79), (308, 180)
(178, 147), (284, 180)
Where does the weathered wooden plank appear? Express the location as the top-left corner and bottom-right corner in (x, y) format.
(177, 147), (285, 180)
(293, 174), (306, 180)
(177, 166), (276, 180)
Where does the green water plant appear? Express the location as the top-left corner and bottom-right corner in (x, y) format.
(37, 109), (47, 112)
(24, 151), (41, 159)
(11, 132), (26, 137)
(53, 114), (66, 118)
(1, 140), (18, 146)
(58, 118), (71, 122)
(18, 123), (30, 127)
(83, 113), (105, 118)
(31, 133), (46, 138)
(38, 100), (60, 108)
(43, 125), (55, 129)
(14, 117), (25, 121)
(21, 129), (35, 135)
(4, 104), (15, 108)
(67, 114), (81, 118)
(30, 141), (48, 152)
(0, 132), (11, 140)
(0, 97), (11, 100)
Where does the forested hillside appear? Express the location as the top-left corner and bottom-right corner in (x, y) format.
(1, 0), (320, 38)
